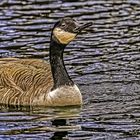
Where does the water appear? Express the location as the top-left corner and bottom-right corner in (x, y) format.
(0, 0), (140, 139)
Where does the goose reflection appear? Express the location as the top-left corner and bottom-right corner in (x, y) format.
(0, 105), (81, 139)
(51, 119), (67, 140)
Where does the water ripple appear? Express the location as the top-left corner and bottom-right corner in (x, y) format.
(0, 0), (140, 139)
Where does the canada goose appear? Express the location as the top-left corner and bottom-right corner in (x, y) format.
(0, 17), (92, 106)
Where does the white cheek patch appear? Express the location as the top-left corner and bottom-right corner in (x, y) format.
(53, 28), (76, 44)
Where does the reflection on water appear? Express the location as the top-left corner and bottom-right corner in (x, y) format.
(0, 0), (140, 139)
(0, 105), (81, 139)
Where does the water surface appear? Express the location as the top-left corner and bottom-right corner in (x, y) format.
(0, 0), (140, 139)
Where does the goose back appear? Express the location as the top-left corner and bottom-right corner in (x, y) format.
(0, 58), (53, 105)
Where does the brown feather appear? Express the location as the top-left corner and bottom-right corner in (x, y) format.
(0, 58), (53, 106)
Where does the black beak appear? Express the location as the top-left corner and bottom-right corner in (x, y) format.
(74, 22), (93, 33)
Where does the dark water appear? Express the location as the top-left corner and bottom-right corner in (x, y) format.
(0, 0), (140, 139)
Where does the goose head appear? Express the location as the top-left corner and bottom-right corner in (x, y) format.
(52, 17), (92, 45)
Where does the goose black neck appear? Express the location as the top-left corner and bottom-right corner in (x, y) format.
(50, 39), (74, 90)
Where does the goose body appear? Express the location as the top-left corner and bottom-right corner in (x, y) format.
(0, 58), (81, 106)
(0, 17), (92, 106)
